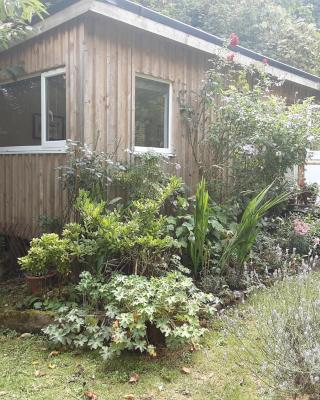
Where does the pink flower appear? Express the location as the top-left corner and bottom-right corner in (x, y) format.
(229, 33), (240, 47)
(262, 58), (269, 65)
(227, 52), (236, 62)
(313, 237), (320, 246)
(293, 219), (310, 236)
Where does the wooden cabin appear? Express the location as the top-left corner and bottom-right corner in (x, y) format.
(0, 0), (320, 238)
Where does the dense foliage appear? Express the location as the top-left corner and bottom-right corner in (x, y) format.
(57, 142), (179, 220)
(137, 0), (320, 75)
(44, 271), (216, 359)
(0, 0), (46, 49)
(180, 62), (320, 203)
(64, 177), (181, 275)
(18, 233), (69, 277)
(231, 272), (320, 398)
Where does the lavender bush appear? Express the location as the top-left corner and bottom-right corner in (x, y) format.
(229, 272), (320, 399)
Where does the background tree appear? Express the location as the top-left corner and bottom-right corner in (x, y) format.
(137, 0), (320, 75)
(0, 0), (46, 49)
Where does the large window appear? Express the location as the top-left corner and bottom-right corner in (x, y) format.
(135, 76), (171, 152)
(0, 67), (66, 152)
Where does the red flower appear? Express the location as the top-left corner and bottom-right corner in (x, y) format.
(229, 33), (240, 47)
(227, 52), (236, 62)
(262, 57), (269, 65)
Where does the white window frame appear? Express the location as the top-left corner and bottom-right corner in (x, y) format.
(0, 67), (67, 154)
(134, 74), (174, 156)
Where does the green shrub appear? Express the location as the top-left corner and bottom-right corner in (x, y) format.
(231, 272), (320, 399)
(43, 308), (111, 350)
(58, 143), (181, 214)
(64, 176), (182, 275)
(18, 233), (70, 277)
(57, 140), (123, 213)
(112, 152), (178, 201)
(44, 271), (216, 359)
(180, 60), (320, 203)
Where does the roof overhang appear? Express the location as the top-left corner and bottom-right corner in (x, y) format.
(1, 0), (320, 91)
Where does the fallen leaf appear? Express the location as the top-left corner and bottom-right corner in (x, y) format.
(84, 390), (98, 400)
(124, 395), (135, 400)
(34, 370), (46, 377)
(129, 372), (140, 384)
(48, 363), (57, 369)
(181, 367), (191, 375)
(49, 351), (60, 358)
(0, 392), (7, 397)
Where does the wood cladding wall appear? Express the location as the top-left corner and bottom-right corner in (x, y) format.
(0, 154), (65, 238)
(82, 15), (210, 188)
(0, 20), (84, 237)
(0, 13), (319, 237)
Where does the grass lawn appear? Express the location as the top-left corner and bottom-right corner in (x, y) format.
(6, 273), (307, 400)
(0, 319), (262, 400)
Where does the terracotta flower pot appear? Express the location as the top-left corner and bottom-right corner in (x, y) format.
(25, 272), (57, 294)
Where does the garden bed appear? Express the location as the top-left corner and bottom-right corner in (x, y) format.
(0, 279), (75, 332)
(0, 278), (29, 312)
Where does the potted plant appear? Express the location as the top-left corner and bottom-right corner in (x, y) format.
(18, 233), (70, 293)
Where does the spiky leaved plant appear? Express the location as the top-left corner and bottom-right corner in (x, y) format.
(190, 177), (209, 277)
(220, 183), (291, 271)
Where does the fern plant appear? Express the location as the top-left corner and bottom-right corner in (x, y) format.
(220, 183), (291, 271)
(190, 177), (209, 277)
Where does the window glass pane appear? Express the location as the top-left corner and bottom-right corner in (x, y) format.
(46, 74), (66, 141)
(0, 77), (41, 147)
(135, 77), (169, 148)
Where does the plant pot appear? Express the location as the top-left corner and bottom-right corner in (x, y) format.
(25, 272), (57, 294)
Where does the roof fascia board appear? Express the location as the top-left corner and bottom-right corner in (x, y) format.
(89, 0), (320, 91)
(0, 0), (319, 91)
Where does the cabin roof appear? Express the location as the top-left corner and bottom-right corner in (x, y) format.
(2, 0), (320, 90)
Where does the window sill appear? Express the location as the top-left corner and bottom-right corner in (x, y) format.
(133, 146), (176, 157)
(0, 145), (67, 154)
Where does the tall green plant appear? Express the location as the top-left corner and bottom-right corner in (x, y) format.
(220, 183), (291, 270)
(190, 177), (209, 277)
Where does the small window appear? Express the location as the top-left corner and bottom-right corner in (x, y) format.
(135, 76), (170, 150)
(0, 67), (66, 152)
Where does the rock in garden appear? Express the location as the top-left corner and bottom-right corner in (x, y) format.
(20, 332), (32, 339)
